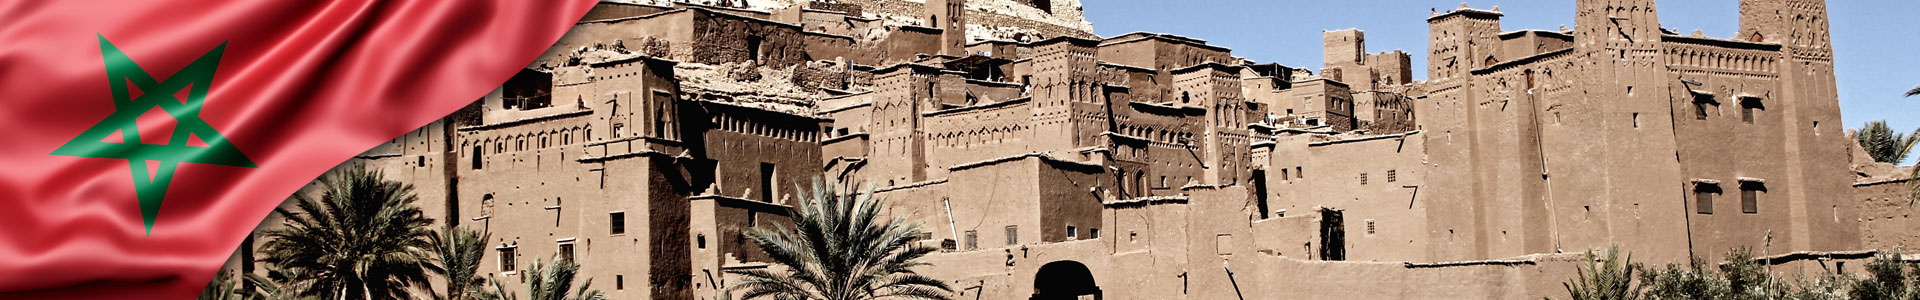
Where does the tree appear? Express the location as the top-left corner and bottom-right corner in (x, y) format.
(258, 164), (438, 300)
(1640, 256), (1730, 300)
(434, 226), (492, 300)
(729, 178), (953, 300)
(1850, 249), (1916, 300)
(199, 270), (264, 300)
(480, 256), (607, 300)
(1855, 120), (1920, 164)
(1565, 246), (1644, 300)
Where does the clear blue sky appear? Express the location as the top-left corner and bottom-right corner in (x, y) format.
(1085, 0), (1920, 162)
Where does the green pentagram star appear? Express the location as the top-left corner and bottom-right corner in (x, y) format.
(51, 35), (257, 234)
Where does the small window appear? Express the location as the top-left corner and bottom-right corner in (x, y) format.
(616, 275), (624, 290)
(1281, 169), (1290, 180)
(1695, 183), (1721, 214)
(1740, 97), (1763, 124)
(1387, 170), (1398, 182)
(1693, 93), (1717, 120)
(1090, 228), (1100, 239)
(471, 146), (483, 170)
(1695, 101), (1711, 120)
(417, 155), (425, 167)
(1741, 181), (1765, 214)
(610, 212), (626, 235)
(498, 247), (517, 272)
(1297, 166), (1304, 179)
(1359, 173), (1369, 185)
(965, 230), (979, 250)
(697, 234), (707, 249)
(760, 163), (777, 202)
(558, 243), (575, 262)
(1366, 220), (1377, 235)
(1005, 225), (1019, 246)
(1066, 225), (1078, 240)
(1215, 234), (1233, 255)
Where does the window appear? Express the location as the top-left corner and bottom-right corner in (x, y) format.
(1740, 97), (1763, 124)
(760, 163), (777, 202)
(498, 247), (517, 272)
(1066, 225), (1078, 240)
(1359, 173), (1369, 185)
(610, 212), (626, 235)
(1281, 169), (1290, 180)
(616, 275), (624, 290)
(654, 91), (676, 138)
(746, 36), (763, 61)
(1387, 170), (1398, 182)
(1695, 183), (1720, 214)
(1297, 166), (1304, 179)
(1160, 176), (1168, 188)
(697, 234), (707, 249)
(1005, 225), (1019, 246)
(417, 155), (425, 167)
(1741, 181), (1765, 214)
(964, 230), (978, 250)
(471, 146), (483, 170)
(1215, 234), (1233, 255)
(558, 243), (575, 262)
(1090, 228), (1100, 239)
(1693, 93), (1716, 120)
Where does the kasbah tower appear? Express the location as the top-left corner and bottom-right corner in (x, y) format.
(233, 0), (1911, 299)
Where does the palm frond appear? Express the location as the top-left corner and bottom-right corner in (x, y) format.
(728, 177), (954, 300)
(1855, 120), (1920, 164)
(1564, 246), (1642, 300)
(257, 164), (437, 300)
(1905, 85), (1920, 98)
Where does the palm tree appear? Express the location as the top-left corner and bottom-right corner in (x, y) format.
(479, 256), (607, 300)
(1855, 120), (1920, 164)
(258, 164), (438, 300)
(728, 178), (953, 300)
(199, 270), (263, 300)
(1564, 246), (1644, 300)
(433, 226), (492, 300)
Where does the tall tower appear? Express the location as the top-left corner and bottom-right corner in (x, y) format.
(1323, 29), (1366, 83)
(1174, 63), (1249, 185)
(1417, 5), (1506, 261)
(1026, 37), (1101, 154)
(927, 0), (968, 56)
(1562, 0), (1692, 262)
(1738, 0), (1856, 252)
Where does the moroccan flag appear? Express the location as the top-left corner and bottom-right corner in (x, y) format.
(0, 0), (597, 298)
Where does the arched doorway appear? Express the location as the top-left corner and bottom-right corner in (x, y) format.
(1031, 260), (1100, 300)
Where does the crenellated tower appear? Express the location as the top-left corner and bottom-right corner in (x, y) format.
(1738, 0), (1854, 253)
(927, 0), (968, 56)
(1026, 37), (1103, 155)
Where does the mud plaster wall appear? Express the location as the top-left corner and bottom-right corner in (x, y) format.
(1852, 180), (1920, 250)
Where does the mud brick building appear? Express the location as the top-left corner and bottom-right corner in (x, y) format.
(232, 0), (1920, 299)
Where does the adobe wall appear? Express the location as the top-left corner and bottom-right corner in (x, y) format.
(1853, 179), (1920, 250)
(761, 0), (1094, 42)
(1244, 254), (1583, 300)
(923, 99), (1036, 172)
(1266, 132), (1431, 261)
(1661, 37), (1828, 258)
(693, 102), (826, 202)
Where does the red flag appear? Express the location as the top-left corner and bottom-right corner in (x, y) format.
(0, 1), (597, 298)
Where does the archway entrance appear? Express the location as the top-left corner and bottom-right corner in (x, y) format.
(1031, 260), (1100, 300)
